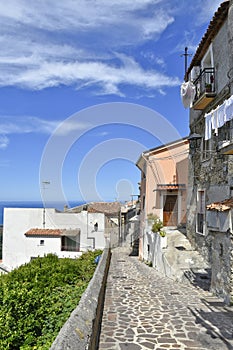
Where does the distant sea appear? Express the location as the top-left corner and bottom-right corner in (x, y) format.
(0, 200), (85, 226)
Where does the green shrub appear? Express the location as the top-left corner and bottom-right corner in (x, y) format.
(0, 250), (102, 350)
(150, 215), (166, 237)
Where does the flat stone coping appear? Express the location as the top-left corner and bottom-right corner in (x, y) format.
(50, 247), (111, 350)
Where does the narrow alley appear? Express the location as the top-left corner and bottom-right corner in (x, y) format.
(98, 246), (233, 350)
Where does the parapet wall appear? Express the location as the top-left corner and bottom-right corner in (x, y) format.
(50, 247), (111, 350)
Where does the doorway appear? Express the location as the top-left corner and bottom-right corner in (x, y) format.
(163, 195), (178, 226)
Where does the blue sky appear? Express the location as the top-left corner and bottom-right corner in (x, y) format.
(0, 0), (224, 205)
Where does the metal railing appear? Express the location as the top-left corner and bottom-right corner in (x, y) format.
(193, 67), (215, 102)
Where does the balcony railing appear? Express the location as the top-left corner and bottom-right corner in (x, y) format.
(218, 120), (233, 155)
(192, 67), (216, 110)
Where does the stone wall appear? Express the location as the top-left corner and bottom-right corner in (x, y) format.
(210, 230), (233, 305)
(50, 247), (111, 350)
(229, 0), (233, 93)
(231, 234), (233, 304)
(187, 0), (233, 305)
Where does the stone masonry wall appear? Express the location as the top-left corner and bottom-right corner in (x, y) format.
(50, 247), (111, 350)
(230, 233), (233, 304)
(210, 231), (232, 304)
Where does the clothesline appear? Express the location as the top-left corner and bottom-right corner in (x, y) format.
(205, 94), (233, 140)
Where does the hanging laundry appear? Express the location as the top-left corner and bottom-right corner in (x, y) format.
(205, 112), (212, 140)
(217, 102), (226, 128)
(225, 94), (233, 122)
(180, 81), (196, 108)
(211, 107), (218, 135)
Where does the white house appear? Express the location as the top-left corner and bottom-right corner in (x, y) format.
(3, 207), (106, 271)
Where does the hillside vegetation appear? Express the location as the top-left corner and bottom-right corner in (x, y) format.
(0, 250), (102, 349)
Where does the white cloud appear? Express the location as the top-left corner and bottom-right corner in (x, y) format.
(141, 11), (174, 39)
(0, 135), (9, 149)
(196, 0), (225, 24)
(95, 131), (110, 137)
(0, 116), (58, 135)
(0, 0), (179, 95)
(0, 0), (164, 32)
(55, 120), (92, 136)
(0, 115), (92, 142)
(1, 0), (221, 96)
(0, 55), (181, 93)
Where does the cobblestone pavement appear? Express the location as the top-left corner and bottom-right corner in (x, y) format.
(98, 246), (233, 350)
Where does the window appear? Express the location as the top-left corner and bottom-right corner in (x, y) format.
(202, 138), (211, 161)
(201, 44), (214, 71)
(197, 190), (205, 234)
(222, 120), (233, 141)
(61, 236), (80, 252)
(40, 240), (44, 246)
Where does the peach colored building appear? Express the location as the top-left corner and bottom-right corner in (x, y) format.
(136, 138), (189, 259)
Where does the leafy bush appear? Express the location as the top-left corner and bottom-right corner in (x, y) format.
(150, 215), (166, 236)
(0, 250), (102, 350)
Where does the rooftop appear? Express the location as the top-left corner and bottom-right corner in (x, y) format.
(70, 201), (121, 215)
(187, 1), (230, 75)
(206, 197), (233, 211)
(24, 228), (80, 237)
(25, 228), (62, 236)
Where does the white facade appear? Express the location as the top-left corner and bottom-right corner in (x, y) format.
(3, 208), (106, 270)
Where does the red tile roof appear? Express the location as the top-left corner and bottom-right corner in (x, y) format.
(70, 201), (121, 215)
(187, 1), (230, 75)
(25, 228), (81, 237)
(87, 202), (121, 215)
(25, 228), (63, 237)
(206, 197), (233, 211)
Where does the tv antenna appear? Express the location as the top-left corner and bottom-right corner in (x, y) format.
(180, 47), (192, 81)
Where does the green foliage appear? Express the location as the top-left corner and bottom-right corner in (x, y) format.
(151, 216), (166, 236)
(159, 230), (166, 237)
(0, 250), (102, 350)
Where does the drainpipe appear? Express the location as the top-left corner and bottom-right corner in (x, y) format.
(86, 210), (95, 250)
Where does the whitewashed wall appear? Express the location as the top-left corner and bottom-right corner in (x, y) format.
(143, 231), (167, 272)
(3, 208), (106, 270)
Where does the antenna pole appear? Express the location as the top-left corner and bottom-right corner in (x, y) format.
(180, 47), (192, 81)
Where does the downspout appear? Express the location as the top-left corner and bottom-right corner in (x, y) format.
(86, 210), (95, 250)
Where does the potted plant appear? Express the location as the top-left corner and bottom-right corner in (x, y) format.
(151, 216), (167, 248)
(205, 83), (212, 92)
(151, 217), (166, 236)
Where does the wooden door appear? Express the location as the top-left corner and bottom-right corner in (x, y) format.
(163, 195), (178, 226)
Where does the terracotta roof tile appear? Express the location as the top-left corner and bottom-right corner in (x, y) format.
(25, 228), (63, 236)
(206, 197), (233, 211)
(87, 202), (121, 215)
(187, 1), (230, 75)
(70, 201), (121, 215)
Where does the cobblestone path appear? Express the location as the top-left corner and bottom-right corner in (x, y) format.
(98, 247), (233, 350)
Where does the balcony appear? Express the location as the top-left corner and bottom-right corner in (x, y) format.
(192, 67), (216, 110)
(218, 140), (233, 154)
(217, 121), (233, 155)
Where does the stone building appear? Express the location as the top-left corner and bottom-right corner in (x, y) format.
(186, 0), (233, 304)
